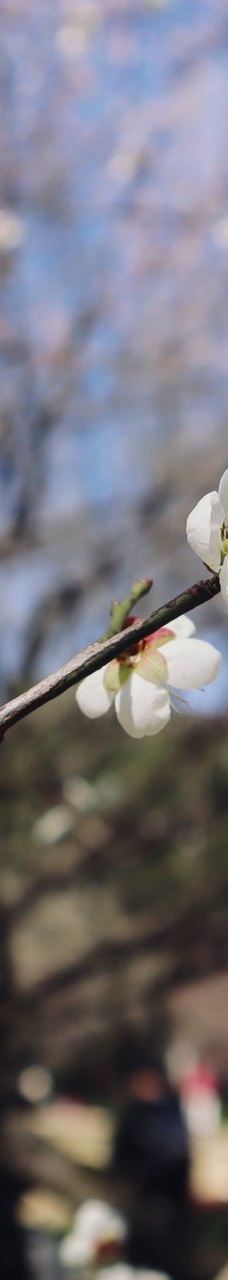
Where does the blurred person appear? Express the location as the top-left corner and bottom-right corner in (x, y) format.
(113, 1041), (190, 1280)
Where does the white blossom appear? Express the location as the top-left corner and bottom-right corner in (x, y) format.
(186, 467), (228, 601)
(94, 1268), (134, 1280)
(75, 615), (221, 739)
(59, 1200), (126, 1269)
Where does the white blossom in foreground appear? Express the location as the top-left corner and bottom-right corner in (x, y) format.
(94, 1267), (135, 1280)
(186, 467), (228, 601)
(59, 1200), (126, 1268)
(75, 615), (221, 739)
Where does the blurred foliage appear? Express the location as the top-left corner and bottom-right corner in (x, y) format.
(1, 697), (228, 1089)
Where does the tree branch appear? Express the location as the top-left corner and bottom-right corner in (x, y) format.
(0, 573), (220, 739)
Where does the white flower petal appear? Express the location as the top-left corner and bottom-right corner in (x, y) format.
(60, 1235), (92, 1266)
(220, 556), (228, 602)
(75, 667), (114, 718)
(166, 614), (196, 638)
(186, 492), (222, 571)
(162, 637), (221, 691)
(218, 468), (228, 522)
(76, 1202), (125, 1243)
(115, 672), (171, 738)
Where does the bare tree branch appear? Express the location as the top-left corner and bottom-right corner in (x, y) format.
(0, 573), (220, 739)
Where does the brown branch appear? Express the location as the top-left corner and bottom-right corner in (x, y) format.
(0, 573), (220, 739)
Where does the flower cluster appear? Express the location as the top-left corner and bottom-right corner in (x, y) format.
(59, 1199), (170, 1279)
(75, 614), (220, 739)
(75, 470), (226, 739)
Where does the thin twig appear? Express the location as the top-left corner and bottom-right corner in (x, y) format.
(0, 573), (220, 739)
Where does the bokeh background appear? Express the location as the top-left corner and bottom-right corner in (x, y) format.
(0, 1), (228, 1278)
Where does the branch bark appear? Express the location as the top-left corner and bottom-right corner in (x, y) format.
(0, 573), (220, 739)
